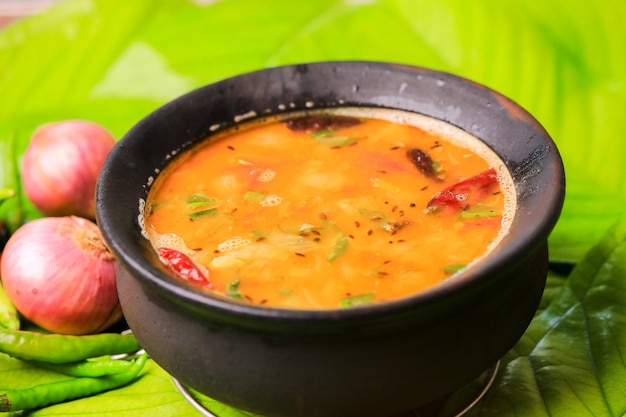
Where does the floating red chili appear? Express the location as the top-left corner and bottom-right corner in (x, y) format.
(426, 168), (499, 214)
(157, 247), (212, 288)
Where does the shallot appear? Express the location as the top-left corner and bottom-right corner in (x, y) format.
(21, 120), (116, 219)
(0, 216), (121, 335)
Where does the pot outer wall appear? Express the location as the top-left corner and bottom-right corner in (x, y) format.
(98, 61), (565, 417)
(118, 243), (548, 417)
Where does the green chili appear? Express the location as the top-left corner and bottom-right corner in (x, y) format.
(226, 280), (244, 300)
(186, 194), (217, 208)
(459, 210), (499, 219)
(243, 190), (268, 201)
(0, 329), (141, 363)
(310, 130), (359, 148)
(442, 264), (467, 275)
(0, 282), (19, 330)
(0, 188), (15, 201)
(28, 357), (137, 378)
(0, 353), (148, 412)
(327, 236), (349, 262)
(189, 207), (218, 219)
(339, 292), (376, 308)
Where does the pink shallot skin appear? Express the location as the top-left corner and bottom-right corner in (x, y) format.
(21, 120), (116, 219)
(0, 216), (121, 335)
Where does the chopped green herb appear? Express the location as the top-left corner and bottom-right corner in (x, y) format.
(339, 292), (376, 308)
(442, 264), (467, 275)
(243, 190), (268, 200)
(358, 208), (387, 222)
(189, 207), (218, 219)
(186, 194), (218, 208)
(459, 211), (500, 219)
(226, 280), (244, 299)
(297, 223), (319, 234)
(373, 265), (388, 277)
(311, 130), (359, 147)
(358, 208), (409, 234)
(277, 223), (303, 234)
(383, 220), (411, 234)
(328, 236), (349, 262)
(459, 204), (501, 219)
(149, 200), (169, 211)
(279, 288), (292, 295)
(268, 231), (320, 252)
(432, 161), (446, 179)
(250, 230), (269, 239)
(311, 129), (333, 137)
(186, 194), (219, 218)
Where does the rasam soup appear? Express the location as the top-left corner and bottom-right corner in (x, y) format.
(142, 109), (515, 309)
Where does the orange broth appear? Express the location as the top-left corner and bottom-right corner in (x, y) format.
(142, 109), (514, 309)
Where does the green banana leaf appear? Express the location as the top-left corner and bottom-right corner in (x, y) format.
(1, 0), (625, 416)
(2, 0), (626, 262)
(444, 213), (626, 417)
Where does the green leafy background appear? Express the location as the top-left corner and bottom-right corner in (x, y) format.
(1, 0), (625, 416)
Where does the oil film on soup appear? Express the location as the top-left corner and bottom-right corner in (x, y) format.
(140, 108), (515, 310)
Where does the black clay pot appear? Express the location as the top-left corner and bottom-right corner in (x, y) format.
(96, 61), (565, 417)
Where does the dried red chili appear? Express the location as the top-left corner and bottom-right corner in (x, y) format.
(406, 148), (442, 181)
(157, 247), (212, 288)
(426, 168), (499, 214)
